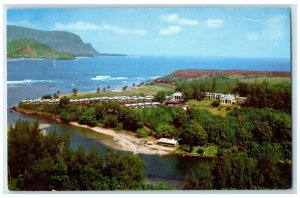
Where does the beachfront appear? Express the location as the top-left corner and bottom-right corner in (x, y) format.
(69, 122), (176, 155)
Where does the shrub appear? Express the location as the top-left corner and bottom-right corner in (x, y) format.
(197, 148), (205, 155)
(103, 114), (118, 128)
(136, 128), (149, 138)
(216, 148), (224, 156)
(224, 142), (232, 149)
(116, 123), (123, 131)
(226, 107), (231, 111)
(42, 95), (52, 99)
(59, 96), (70, 107)
(211, 100), (220, 108)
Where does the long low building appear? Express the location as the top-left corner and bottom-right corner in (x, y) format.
(124, 102), (160, 109)
(20, 95), (155, 105)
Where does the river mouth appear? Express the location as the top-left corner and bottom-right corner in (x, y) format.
(7, 110), (216, 182)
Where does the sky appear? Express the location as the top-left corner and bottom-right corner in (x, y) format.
(7, 7), (291, 58)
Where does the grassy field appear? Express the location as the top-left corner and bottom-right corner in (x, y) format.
(64, 84), (175, 99)
(187, 99), (239, 117)
(239, 77), (291, 85)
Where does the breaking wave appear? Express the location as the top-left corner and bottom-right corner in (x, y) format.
(91, 75), (111, 80)
(91, 76), (128, 81)
(7, 79), (53, 85)
(149, 76), (161, 79)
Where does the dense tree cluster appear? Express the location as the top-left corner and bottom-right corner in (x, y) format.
(234, 81), (291, 111)
(175, 79), (239, 100)
(185, 153), (291, 190)
(8, 120), (172, 191)
(184, 108), (291, 163)
(133, 106), (187, 138)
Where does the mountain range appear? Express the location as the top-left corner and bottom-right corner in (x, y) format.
(7, 25), (100, 57)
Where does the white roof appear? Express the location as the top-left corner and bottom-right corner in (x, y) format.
(158, 138), (178, 145)
(173, 92), (183, 97)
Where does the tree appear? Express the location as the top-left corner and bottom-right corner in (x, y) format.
(103, 114), (119, 128)
(105, 149), (145, 189)
(53, 93), (59, 99)
(42, 95), (52, 99)
(72, 88), (78, 96)
(211, 79), (216, 92)
(8, 120), (44, 179)
(155, 123), (176, 138)
(107, 85), (110, 89)
(180, 120), (208, 151)
(122, 85), (128, 90)
(59, 96), (70, 107)
(185, 164), (213, 190)
(136, 128), (149, 138)
(154, 91), (166, 102)
(97, 87), (100, 93)
(103, 87), (106, 92)
(78, 108), (97, 126)
(211, 100), (220, 108)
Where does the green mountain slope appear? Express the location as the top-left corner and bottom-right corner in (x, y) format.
(7, 39), (75, 60)
(7, 25), (99, 57)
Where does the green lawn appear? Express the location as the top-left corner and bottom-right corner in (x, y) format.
(240, 77), (291, 85)
(64, 84), (174, 99)
(188, 99), (239, 117)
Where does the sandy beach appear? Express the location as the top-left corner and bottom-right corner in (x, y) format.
(69, 122), (176, 155)
(39, 123), (51, 129)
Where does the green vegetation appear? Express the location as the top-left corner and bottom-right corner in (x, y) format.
(8, 120), (172, 190)
(65, 84), (174, 99)
(7, 39), (74, 60)
(211, 100), (220, 108)
(16, 76), (292, 190)
(136, 128), (149, 138)
(234, 81), (291, 111)
(8, 25), (99, 57)
(240, 77), (291, 85)
(175, 77), (290, 98)
(72, 88), (78, 96)
(184, 152), (291, 190)
(188, 99), (237, 117)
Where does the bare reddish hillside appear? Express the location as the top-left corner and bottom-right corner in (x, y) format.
(174, 69), (290, 79)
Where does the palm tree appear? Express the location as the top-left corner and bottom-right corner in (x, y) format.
(72, 88), (78, 96)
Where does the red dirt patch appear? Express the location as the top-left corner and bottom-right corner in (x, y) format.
(174, 69), (290, 79)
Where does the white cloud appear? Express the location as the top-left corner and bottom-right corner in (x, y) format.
(242, 15), (288, 41)
(160, 13), (179, 23)
(246, 32), (259, 41)
(53, 21), (147, 36)
(8, 20), (36, 28)
(101, 24), (147, 35)
(204, 18), (223, 28)
(264, 15), (286, 40)
(178, 18), (199, 26)
(159, 26), (181, 35)
(54, 21), (99, 30)
(160, 13), (198, 26)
